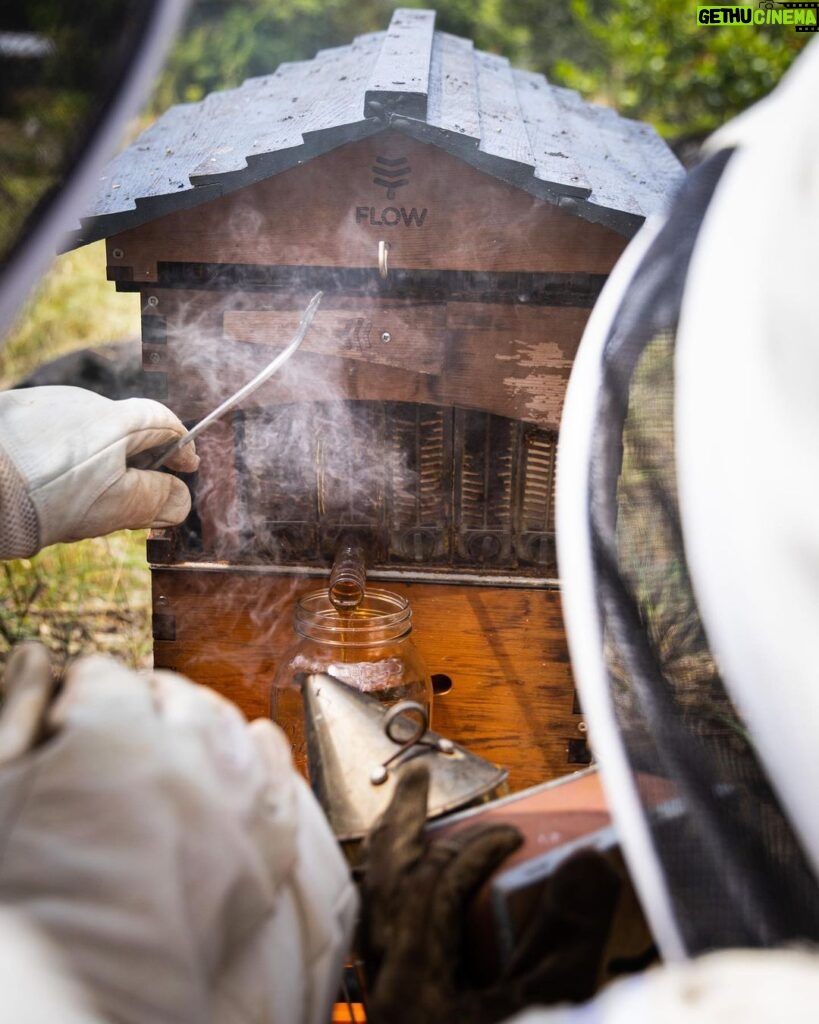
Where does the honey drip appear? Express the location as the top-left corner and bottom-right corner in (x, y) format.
(328, 536), (367, 612)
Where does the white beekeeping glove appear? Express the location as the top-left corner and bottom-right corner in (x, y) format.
(0, 385), (199, 559)
(0, 905), (105, 1024)
(0, 644), (358, 1024)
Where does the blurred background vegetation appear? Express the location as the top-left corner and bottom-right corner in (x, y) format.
(1, 0), (810, 668)
(155, 0), (808, 144)
(0, 240), (147, 669)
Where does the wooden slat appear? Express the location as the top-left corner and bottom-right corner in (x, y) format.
(427, 31), (481, 139)
(445, 302), (586, 425)
(512, 69), (591, 197)
(474, 50), (535, 169)
(224, 300), (445, 376)
(145, 288), (588, 431)
(151, 570), (582, 793)
(550, 89), (640, 217)
(195, 420), (245, 558)
(364, 9), (436, 120)
(169, 350), (577, 432)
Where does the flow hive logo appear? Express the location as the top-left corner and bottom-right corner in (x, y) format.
(697, 2), (818, 29)
(372, 155), (411, 199)
(355, 152), (428, 228)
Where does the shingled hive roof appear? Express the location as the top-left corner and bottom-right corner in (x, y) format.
(67, 8), (682, 249)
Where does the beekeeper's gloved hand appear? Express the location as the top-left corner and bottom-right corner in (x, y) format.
(358, 764), (622, 1024)
(0, 385), (199, 559)
(0, 643), (357, 1024)
(358, 763), (522, 1024)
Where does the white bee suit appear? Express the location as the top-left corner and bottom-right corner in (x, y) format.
(0, 654), (357, 1024)
(506, 949), (819, 1024)
(533, 37), (819, 1024)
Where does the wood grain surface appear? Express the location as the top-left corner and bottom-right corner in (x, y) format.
(151, 568), (586, 792)
(139, 288), (589, 430)
(107, 131), (627, 282)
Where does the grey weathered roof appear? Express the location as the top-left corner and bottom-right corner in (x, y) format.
(67, 8), (682, 248)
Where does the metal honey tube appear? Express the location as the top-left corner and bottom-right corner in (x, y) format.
(328, 535), (367, 612)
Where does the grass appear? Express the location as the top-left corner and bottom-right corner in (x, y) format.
(1, 242), (152, 674)
(0, 532), (153, 673)
(0, 240), (140, 387)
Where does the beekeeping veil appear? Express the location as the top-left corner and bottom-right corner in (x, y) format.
(0, 0), (187, 336)
(557, 40), (819, 959)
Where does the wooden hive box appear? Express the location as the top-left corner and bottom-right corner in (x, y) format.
(72, 8), (682, 792)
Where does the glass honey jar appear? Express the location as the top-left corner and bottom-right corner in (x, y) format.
(270, 587), (432, 775)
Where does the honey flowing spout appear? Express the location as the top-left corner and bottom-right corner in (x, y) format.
(329, 536), (367, 611)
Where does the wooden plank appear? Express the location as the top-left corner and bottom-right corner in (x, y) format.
(446, 302), (587, 427)
(583, 104), (681, 219)
(151, 569), (583, 793)
(107, 132), (628, 283)
(145, 288), (588, 431)
(187, 63), (310, 180)
(168, 337), (577, 430)
(512, 69), (591, 197)
(189, 50), (374, 180)
(224, 300), (445, 376)
(364, 9), (436, 120)
(550, 89), (641, 217)
(427, 31), (481, 139)
(195, 419), (245, 559)
(474, 50), (535, 169)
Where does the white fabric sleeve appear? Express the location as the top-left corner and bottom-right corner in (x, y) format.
(0, 906), (105, 1024)
(505, 949), (819, 1024)
(0, 656), (357, 1024)
(0, 442), (39, 558)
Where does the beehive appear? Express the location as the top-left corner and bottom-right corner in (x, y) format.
(73, 8), (682, 790)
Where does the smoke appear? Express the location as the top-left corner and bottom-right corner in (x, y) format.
(144, 244), (427, 681)
(158, 288), (425, 565)
(136, 130), (587, 697)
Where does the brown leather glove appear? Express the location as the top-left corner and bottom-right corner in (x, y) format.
(358, 762), (522, 1024)
(358, 763), (622, 1024)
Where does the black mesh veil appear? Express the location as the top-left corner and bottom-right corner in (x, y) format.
(0, 0), (187, 334)
(582, 151), (819, 954)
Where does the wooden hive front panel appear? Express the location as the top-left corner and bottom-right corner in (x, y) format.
(138, 286), (594, 430)
(151, 570), (588, 791)
(109, 127), (624, 788)
(106, 130), (627, 282)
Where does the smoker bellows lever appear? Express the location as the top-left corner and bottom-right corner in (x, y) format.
(138, 291), (323, 471)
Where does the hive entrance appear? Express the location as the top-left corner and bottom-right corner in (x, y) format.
(209, 401), (559, 574)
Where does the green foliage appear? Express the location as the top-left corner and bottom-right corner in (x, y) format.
(0, 241), (139, 387)
(0, 1), (150, 263)
(0, 531), (152, 672)
(151, 0), (808, 142)
(151, 0), (598, 110)
(556, 0), (808, 139)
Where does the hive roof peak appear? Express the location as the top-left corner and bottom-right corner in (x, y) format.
(67, 7), (682, 248)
